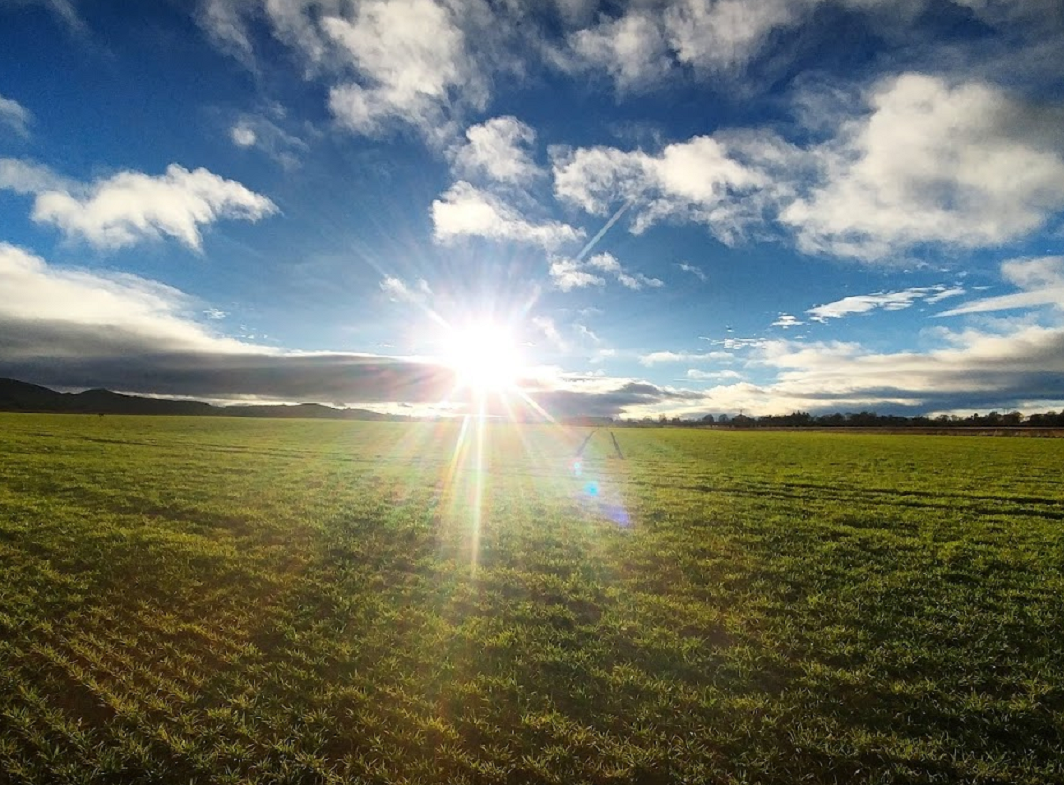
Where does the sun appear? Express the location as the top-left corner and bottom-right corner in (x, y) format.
(444, 321), (524, 395)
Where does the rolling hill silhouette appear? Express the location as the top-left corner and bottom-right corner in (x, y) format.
(0, 378), (408, 420)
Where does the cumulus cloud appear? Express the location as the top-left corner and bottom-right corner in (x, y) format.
(566, 9), (672, 89)
(432, 181), (582, 249)
(662, 0), (804, 74)
(452, 116), (540, 184)
(0, 92), (32, 137)
(0, 159), (276, 251)
(782, 74), (1064, 259)
(553, 131), (796, 243)
(200, 0), (492, 141)
(552, 71), (1064, 261)
(325, 0), (483, 139)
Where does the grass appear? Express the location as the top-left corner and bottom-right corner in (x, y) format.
(1, 413), (1063, 784)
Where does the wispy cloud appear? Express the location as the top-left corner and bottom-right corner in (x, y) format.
(228, 112), (308, 169)
(0, 92), (32, 138)
(772, 313), (803, 328)
(939, 257), (1064, 316)
(676, 262), (707, 281)
(807, 285), (964, 322)
(549, 257), (605, 292)
(585, 252), (663, 290)
(380, 276), (432, 305)
(549, 251), (663, 292)
(686, 369), (742, 380)
(640, 350), (732, 365)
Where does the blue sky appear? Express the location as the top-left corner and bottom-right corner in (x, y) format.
(1, 0), (1063, 418)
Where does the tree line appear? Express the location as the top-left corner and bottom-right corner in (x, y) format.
(597, 410), (1064, 428)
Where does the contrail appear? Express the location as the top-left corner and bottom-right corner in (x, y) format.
(574, 200), (632, 262)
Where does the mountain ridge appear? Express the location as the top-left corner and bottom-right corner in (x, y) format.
(0, 378), (410, 421)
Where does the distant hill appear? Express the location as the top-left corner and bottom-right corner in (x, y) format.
(0, 378), (410, 420)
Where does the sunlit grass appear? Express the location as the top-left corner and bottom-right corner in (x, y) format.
(1, 414), (1063, 783)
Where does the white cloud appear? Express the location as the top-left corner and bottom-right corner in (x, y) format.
(230, 123), (257, 147)
(0, 159), (276, 251)
(618, 271), (664, 290)
(553, 132), (793, 244)
(641, 350), (732, 365)
(701, 336), (765, 350)
(566, 10), (671, 89)
(431, 181), (582, 249)
(324, 0), (483, 139)
(676, 262), (707, 281)
(453, 116), (540, 184)
(549, 257), (605, 291)
(574, 323), (601, 344)
(0, 242), (460, 405)
(0, 158), (73, 194)
(925, 286), (966, 304)
(549, 252), (664, 292)
(782, 74), (1064, 260)
(554, 72), (1064, 261)
(0, 93), (32, 138)
(807, 285), (969, 321)
(532, 315), (568, 351)
(687, 368), (742, 380)
(199, 0), (491, 143)
(663, 0), (804, 74)
(380, 275), (432, 304)
(0, 243), (252, 356)
(772, 313), (803, 328)
(228, 113), (309, 168)
(940, 257), (1064, 316)
(203, 308), (228, 320)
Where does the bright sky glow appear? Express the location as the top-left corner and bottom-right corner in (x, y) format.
(443, 322), (524, 395)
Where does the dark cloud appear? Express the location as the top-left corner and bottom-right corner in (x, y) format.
(0, 317), (457, 403)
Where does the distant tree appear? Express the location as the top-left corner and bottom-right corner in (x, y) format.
(701, 414), (715, 423)
(717, 414), (730, 424)
(732, 414), (754, 428)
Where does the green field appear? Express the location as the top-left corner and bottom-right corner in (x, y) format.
(1, 414), (1063, 784)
